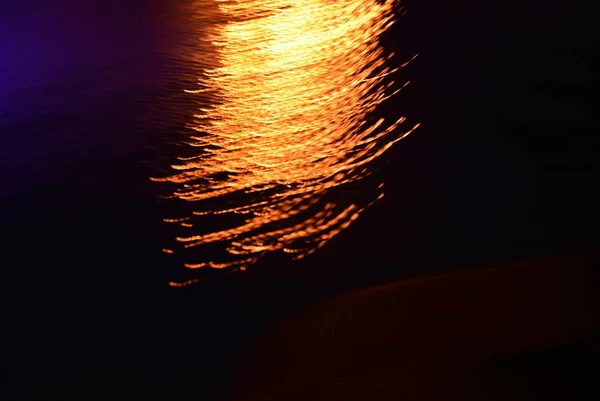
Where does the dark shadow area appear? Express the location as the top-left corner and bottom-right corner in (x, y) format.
(474, 339), (599, 401)
(226, 252), (599, 400)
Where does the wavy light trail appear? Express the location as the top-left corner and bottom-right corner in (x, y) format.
(153, 0), (418, 284)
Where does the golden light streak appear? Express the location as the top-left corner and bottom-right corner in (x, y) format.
(156, 0), (417, 284)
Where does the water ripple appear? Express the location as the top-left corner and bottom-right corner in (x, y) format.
(152, 0), (418, 283)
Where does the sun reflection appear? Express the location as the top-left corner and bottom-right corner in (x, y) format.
(153, 0), (418, 284)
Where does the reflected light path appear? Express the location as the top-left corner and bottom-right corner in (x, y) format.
(153, 0), (418, 284)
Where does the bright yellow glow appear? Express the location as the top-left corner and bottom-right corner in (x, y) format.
(155, 0), (417, 283)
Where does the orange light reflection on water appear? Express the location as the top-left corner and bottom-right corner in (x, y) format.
(153, 0), (418, 284)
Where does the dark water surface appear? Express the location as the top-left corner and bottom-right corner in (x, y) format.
(2, 0), (599, 398)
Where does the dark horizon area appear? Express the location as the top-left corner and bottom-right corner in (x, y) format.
(1, 0), (598, 399)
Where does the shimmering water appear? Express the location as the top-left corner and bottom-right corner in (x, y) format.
(2, 2), (599, 397)
(151, 0), (417, 283)
(2, 0), (594, 290)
